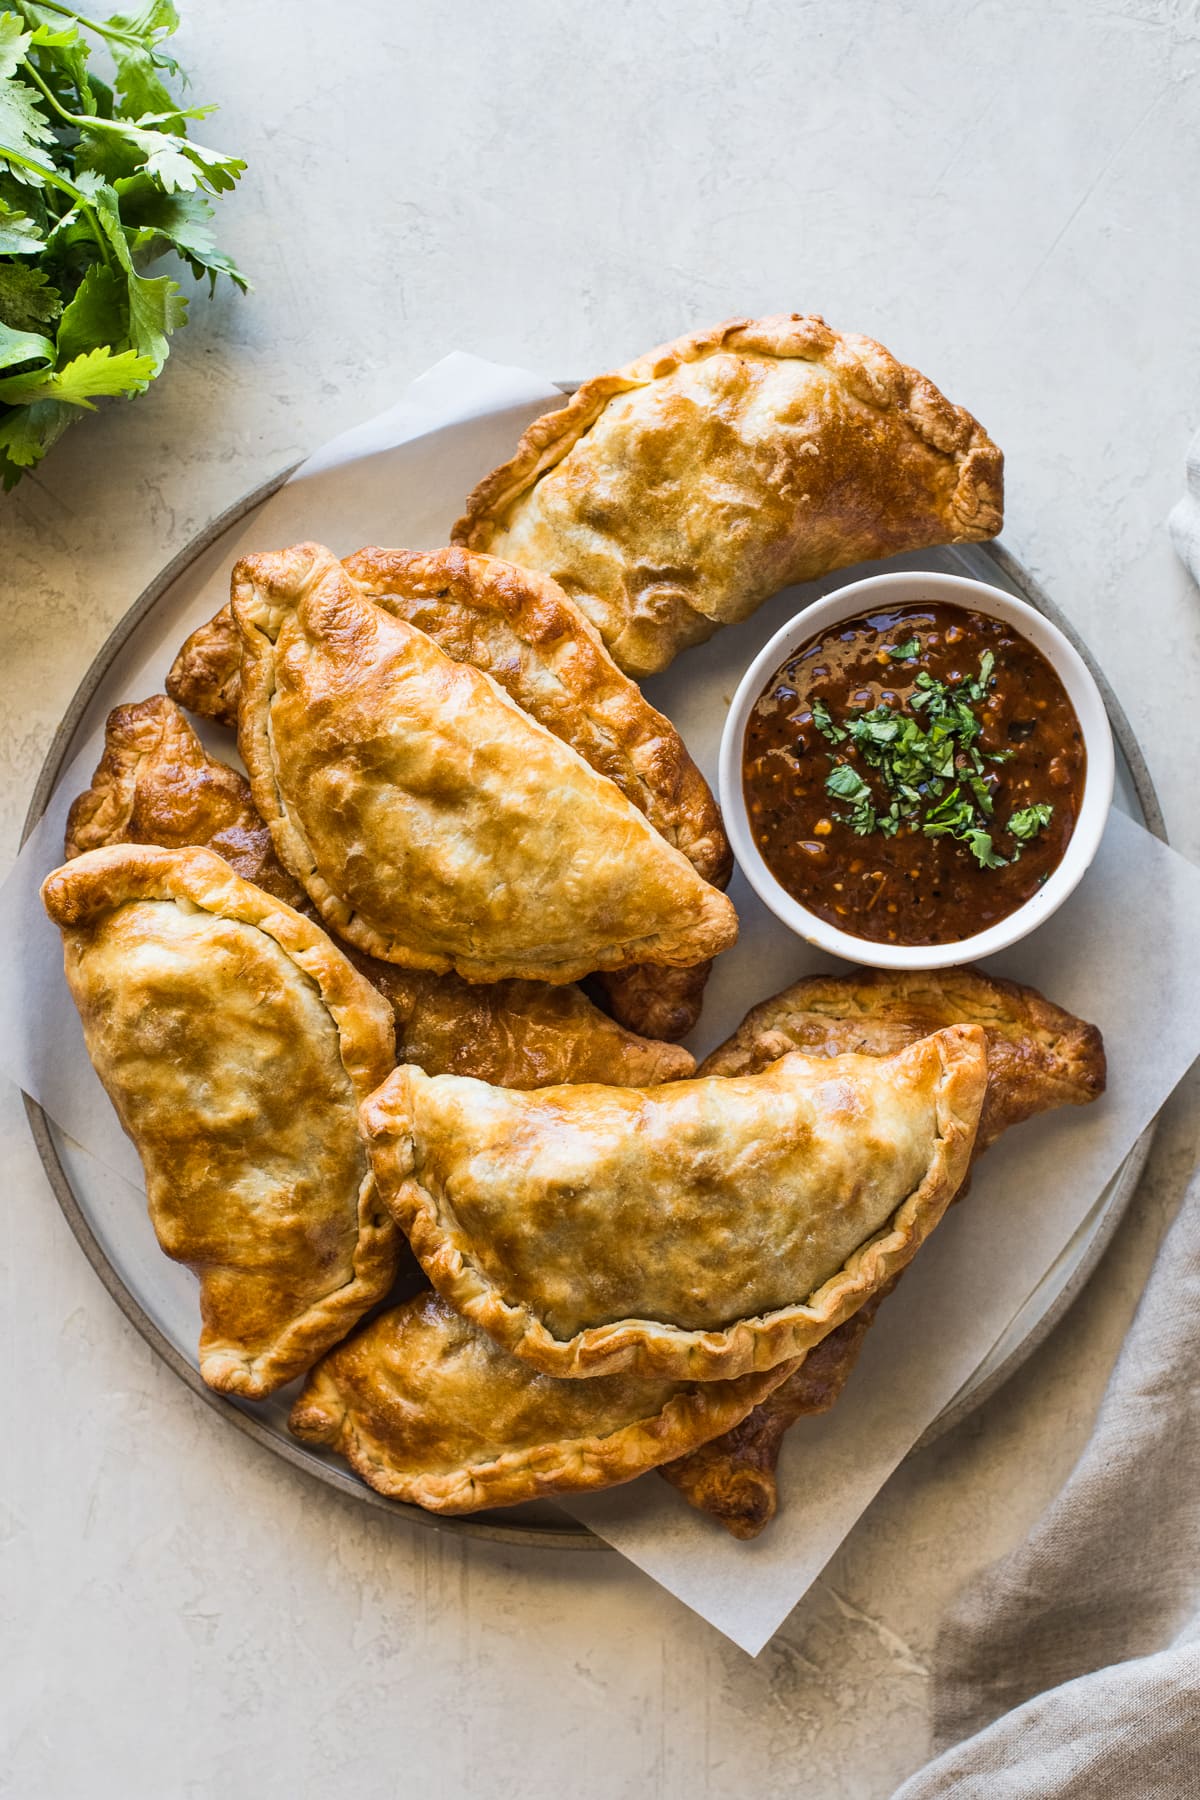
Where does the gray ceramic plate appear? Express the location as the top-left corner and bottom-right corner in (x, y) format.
(22, 462), (1164, 1550)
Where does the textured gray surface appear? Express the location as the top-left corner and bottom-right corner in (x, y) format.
(3, 1), (1199, 1794)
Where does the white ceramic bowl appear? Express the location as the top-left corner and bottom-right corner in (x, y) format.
(718, 569), (1115, 971)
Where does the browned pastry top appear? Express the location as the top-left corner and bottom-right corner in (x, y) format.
(42, 843), (398, 1398)
(290, 1290), (796, 1515)
(454, 314), (1003, 676)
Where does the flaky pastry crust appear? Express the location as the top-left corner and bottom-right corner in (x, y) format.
(64, 694), (306, 905)
(453, 314), (1004, 677)
(64, 696), (695, 1088)
(166, 604), (242, 728)
(663, 967), (1105, 1536)
(42, 844), (399, 1398)
(289, 1290), (797, 1514)
(369, 962), (694, 1086)
(169, 543), (733, 1038)
(362, 1026), (987, 1381)
(659, 1289), (892, 1538)
(698, 965), (1105, 1151)
(232, 543), (736, 985)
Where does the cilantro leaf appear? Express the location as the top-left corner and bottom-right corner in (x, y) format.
(1008, 802), (1054, 841)
(55, 260), (126, 360)
(0, 315), (54, 368)
(0, 1), (246, 484)
(0, 394), (75, 482)
(0, 66), (57, 172)
(886, 636), (920, 660)
(0, 340), (154, 406)
(0, 10), (32, 80)
(0, 193), (45, 250)
(810, 696), (846, 744)
(0, 261), (60, 327)
(964, 828), (1007, 869)
(825, 762), (873, 804)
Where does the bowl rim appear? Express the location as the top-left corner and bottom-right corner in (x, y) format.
(718, 567), (1116, 971)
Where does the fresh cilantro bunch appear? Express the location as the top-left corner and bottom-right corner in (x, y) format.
(0, 1), (246, 488)
(812, 646), (1054, 869)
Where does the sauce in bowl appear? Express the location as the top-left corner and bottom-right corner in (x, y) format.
(741, 602), (1086, 946)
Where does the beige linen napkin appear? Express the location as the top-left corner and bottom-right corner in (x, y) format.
(893, 1166), (1200, 1797)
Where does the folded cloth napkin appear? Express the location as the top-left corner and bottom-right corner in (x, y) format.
(892, 1166), (1200, 1798)
(1168, 427), (1200, 580)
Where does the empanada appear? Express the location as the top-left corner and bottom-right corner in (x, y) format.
(698, 966), (1105, 1151)
(659, 1288), (893, 1539)
(233, 543), (736, 984)
(453, 314), (1004, 677)
(41, 844), (399, 1398)
(663, 967), (1105, 1536)
(169, 543), (733, 1037)
(65, 696), (695, 1088)
(289, 1290), (796, 1514)
(64, 694), (306, 906)
(363, 1025), (988, 1381)
(374, 964), (694, 1087)
(166, 602), (242, 729)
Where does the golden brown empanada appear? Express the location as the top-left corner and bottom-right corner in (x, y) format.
(344, 546), (732, 1040)
(233, 543), (736, 984)
(663, 967), (1106, 1536)
(166, 603), (242, 728)
(64, 694), (307, 906)
(658, 1288), (893, 1539)
(453, 314), (1004, 677)
(65, 696), (695, 1088)
(41, 844), (399, 1398)
(372, 963), (694, 1087)
(698, 966), (1105, 1151)
(289, 1290), (797, 1514)
(363, 1026), (987, 1381)
(169, 543), (733, 1038)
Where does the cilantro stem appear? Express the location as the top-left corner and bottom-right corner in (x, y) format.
(18, 0), (159, 54)
(21, 57), (130, 136)
(0, 142), (85, 203)
(0, 146), (115, 275)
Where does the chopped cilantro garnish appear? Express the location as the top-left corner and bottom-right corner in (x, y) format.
(964, 828), (1007, 869)
(1008, 802), (1054, 841)
(808, 644), (1051, 872)
(825, 762), (872, 803)
(810, 697), (846, 744)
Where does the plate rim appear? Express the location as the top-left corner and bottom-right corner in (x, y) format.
(19, 470), (1165, 1548)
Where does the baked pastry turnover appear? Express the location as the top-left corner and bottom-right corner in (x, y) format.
(64, 696), (695, 1089)
(64, 694), (307, 907)
(454, 314), (1004, 677)
(663, 967), (1106, 1536)
(363, 1025), (988, 1381)
(233, 543), (736, 984)
(171, 542), (733, 1037)
(698, 966), (1105, 1150)
(41, 844), (399, 1397)
(289, 1290), (796, 1513)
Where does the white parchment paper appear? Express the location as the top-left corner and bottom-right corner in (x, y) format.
(4, 353), (1199, 1656)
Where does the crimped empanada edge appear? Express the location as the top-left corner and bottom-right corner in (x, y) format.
(231, 546), (737, 984)
(363, 1025), (989, 1383)
(700, 964), (1105, 1107)
(452, 312), (1004, 550)
(41, 841), (401, 1399)
(342, 543), (732, 890)
(289, 1328), (799, 1515)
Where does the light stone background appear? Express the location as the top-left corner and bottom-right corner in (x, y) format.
(4, 2), (1200, 1795)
